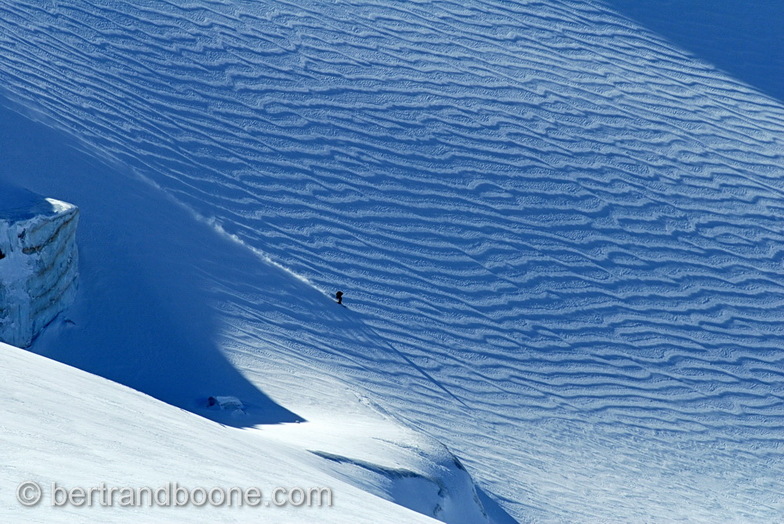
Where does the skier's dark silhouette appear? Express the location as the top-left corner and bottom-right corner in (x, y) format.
(336, 291), (344, 304)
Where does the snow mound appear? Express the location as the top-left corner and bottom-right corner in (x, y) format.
(313, 450), (489, 523)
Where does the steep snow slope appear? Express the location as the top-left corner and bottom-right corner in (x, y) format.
(0, 103), (506, 524)
(1, 0), (784, 521)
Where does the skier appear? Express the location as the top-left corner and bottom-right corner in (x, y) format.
(336, 291), (344, 305)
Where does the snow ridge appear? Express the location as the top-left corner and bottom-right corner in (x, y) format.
(1, 0), (783, 521)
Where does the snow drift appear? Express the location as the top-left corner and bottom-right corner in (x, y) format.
(0, 185), (78, 347)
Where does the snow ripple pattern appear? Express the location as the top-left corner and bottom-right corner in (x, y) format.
(1, 0), (784, 521)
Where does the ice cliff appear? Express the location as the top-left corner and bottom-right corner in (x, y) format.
(0, 186), (78, 347)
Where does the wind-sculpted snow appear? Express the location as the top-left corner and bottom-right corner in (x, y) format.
(1, 0), (784, 521)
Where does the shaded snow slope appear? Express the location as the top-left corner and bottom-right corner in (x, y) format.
(1, 0), (784, 521)
(0, 109), (304, 429)
(602, 0), (784, 102)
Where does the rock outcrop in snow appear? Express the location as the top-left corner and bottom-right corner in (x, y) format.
(0, 186), (78, 347)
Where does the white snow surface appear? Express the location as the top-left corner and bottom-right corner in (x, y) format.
(1, 0), (783, 522)
(1, 341), (479, 523)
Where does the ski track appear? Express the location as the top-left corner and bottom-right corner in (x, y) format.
(2, 0), (784, 521)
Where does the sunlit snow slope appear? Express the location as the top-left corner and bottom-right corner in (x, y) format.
(1, 0), (784, 521)
(0, 341), (456, 524)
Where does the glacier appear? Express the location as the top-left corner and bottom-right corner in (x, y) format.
(1, 0), (783, 522)
(0, 184), (78, 347)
